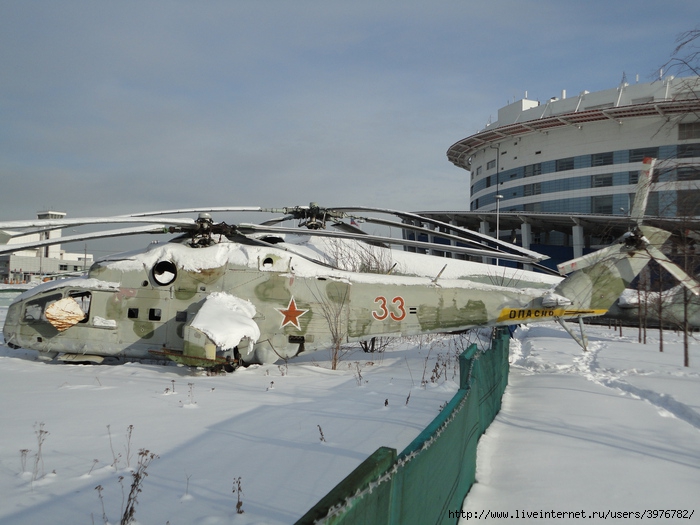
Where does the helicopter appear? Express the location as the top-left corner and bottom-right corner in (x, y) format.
(1, 159), (698, 371)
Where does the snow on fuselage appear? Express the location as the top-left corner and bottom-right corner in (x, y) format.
(2, 238), (563, 366)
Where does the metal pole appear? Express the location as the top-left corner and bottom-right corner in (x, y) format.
(495, 194), (503, 266)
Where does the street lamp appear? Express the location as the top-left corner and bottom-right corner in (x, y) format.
(495, 194), (504, 266)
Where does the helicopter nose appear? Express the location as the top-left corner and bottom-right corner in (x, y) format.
(2, 301), (22, 348)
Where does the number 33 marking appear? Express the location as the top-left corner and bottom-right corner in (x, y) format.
(372, 296), (406, 321)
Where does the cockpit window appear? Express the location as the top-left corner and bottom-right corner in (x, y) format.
(23, 293), (62, 322)
(69, 291), (92, 323)
(22, 291), (93, 326)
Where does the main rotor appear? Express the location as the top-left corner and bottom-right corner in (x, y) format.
(0, 202), (550, 267)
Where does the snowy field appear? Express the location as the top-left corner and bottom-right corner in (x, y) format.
(0, 295), (471, 525)
(1, 291), (699, 524)
(463, 324), (700, 524)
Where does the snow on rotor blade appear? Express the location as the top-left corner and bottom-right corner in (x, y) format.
(332, 206), (548, 261)
(329, 221), (370, 236)
(0, 225), (175, 256)
(123, 206), (264, 217)
(238, 224), (540, 264)
(0, 216), (196, 232)
(354, 214), (542, 257)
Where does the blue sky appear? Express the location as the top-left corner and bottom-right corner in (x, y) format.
(1, 1), (698, 254)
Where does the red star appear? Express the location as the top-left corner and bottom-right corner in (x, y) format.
(277, 297), (308, 329)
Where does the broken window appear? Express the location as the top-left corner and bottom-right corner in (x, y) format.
(23, 294), (62, 322)
(69, 291), (92, 323)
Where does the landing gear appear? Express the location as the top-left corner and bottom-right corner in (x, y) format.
(219, 348), (244, 374)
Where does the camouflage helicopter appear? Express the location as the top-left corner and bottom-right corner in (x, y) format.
(1, 159), (698, 371)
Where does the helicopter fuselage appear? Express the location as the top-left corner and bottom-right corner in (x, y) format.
(3, 239), (573, 367)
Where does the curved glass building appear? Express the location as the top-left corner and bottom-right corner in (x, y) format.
(448, 76), (700, 220)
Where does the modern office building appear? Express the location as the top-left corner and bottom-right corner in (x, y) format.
(440, 76), (700, 263)
(0, 211), (93, 283)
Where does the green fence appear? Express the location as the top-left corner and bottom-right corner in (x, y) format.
(295, 329), (510, 525)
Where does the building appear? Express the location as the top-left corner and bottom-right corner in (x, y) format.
(440, 76), (700, 265)
(0, 211), (93, 283)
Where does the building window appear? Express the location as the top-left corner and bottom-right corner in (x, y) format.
(128, 308), (139, 319)
(592, 195), (613, 214)
(475, 165), (483, 176)
(523, 183), (541, 196)
(677, 167), (700, 181)
(629, 147), (658, 162)
(149, 308), (162, 321)
(524, 163), (542, 177)
(678, 143), (700, 158)
(59, 264), (68, 271)
(486, 159), (496, 170)
(592, 152), (613, 166)
(592, 174), (613, 187)
(524, 202), (542, 212)
(679, 122), (700, 140)
(629, 172), (639, 185)
(677, 189), (700, 216)
(556, 157), (574, 172)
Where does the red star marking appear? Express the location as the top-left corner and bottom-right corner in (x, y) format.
(277, 297), (308, 329)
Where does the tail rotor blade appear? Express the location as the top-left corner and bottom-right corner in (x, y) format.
(557, 244), (624, 275)
(630, 157), (656, 223)
(647, 245), (700, 296)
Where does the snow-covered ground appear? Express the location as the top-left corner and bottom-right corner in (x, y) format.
(0, 296), (472, 525)
(2, 291), (699, 524)
(462, 324), (700, 524)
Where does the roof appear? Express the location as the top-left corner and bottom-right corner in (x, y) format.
(447, 97), (700, 170)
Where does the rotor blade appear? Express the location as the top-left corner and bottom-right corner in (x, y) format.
(237, 224), (540, 264)
(259, 215), (295, 226)
(328, 221), (388, 248)
(629, 157), (656, 223)
(123, 206), (264, 217)
(646, 245), (700, 296)
(331, 205), (548, 261)
(346, 214), (536, 257)
(329, 221), (370, 236)
(0, 216), (196, 235)
(0, 225), (176, 256)
(557, 243), (628, 275)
